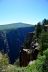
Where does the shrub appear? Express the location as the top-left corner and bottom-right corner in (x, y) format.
(0, 52), (9, 72)
(43, 49), (48, 72)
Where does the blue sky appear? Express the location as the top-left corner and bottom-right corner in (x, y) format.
(0, 0), (48, 25)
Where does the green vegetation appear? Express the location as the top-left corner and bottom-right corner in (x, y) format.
(0, 19), (48, 72)
(0, 52), (9, 72)
(36, 22), (42, 38)
(0, 48), (48, 72)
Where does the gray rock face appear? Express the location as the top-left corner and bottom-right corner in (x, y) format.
(0, 23), (35, 64)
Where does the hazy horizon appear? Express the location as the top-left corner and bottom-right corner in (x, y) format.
(0, 0), (48, 25)
(0, 22), (34, 26)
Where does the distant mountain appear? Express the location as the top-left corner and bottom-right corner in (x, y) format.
(0, 23), (33, 30)
(0, 23), (35, 64)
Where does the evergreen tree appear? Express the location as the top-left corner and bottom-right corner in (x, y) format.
(36, 22), (42, 38)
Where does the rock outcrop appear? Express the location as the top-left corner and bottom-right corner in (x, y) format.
(20, 32), (40, 67)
